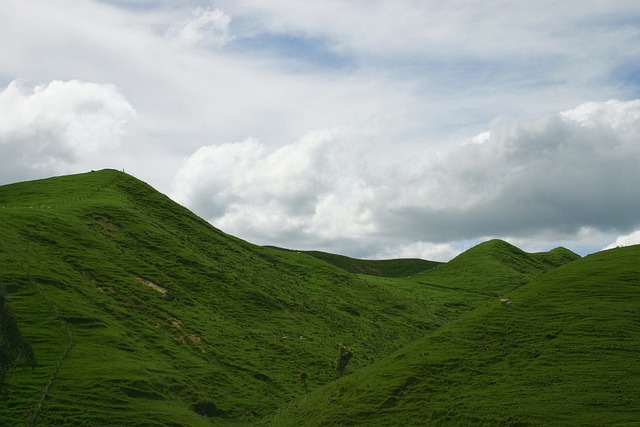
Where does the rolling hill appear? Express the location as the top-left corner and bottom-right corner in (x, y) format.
(410, 239), (581, 296)
(1, 169), (635, 426)
(268, 245), (640, 426)
(266, 249), (442, 278)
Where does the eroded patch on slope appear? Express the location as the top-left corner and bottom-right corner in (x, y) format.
(133, 275), (167, 296)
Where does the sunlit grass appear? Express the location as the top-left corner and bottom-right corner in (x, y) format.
(3, 169), (633, 426)
(269, 245), (640, 426)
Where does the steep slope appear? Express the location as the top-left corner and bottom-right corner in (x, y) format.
(269, 245), (640, 426)
(0, 170), (493, 426)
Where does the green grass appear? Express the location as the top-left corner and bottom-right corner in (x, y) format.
(410, 239), (580, 296)
(0, 170), (493, 425)
(268, 245), (640, 426)
(1, 169), (634, 426)
(267, 248), (442, 277)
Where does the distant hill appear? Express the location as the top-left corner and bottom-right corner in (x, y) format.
(411, 239), (580, 296)
(268, 244), (640, 426)
(266, 248), (442, 277)
(1, 169), (627, 426)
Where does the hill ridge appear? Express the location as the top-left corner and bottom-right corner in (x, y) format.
(0, 170), (494, 425)
(1, 170), (628, 427)
(266, 247), (442, 278)
(411, 238), (580, 297)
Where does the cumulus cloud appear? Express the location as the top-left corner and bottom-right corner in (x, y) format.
(3, 1), (640, 260)
(172, 128), (380, 249)
(373, 241), (463, 263)
(166, 8), (233, 47)
(603, 230), (640, 250)
(560, 99), (640, 131)
(173, 99), (640, 260)
(385, 99), (640, 242)
(0, 79), (135, 181)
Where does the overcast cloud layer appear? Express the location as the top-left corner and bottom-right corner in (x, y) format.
(2, 0), (640, 260)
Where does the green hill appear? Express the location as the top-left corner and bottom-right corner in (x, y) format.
(1, 169), (443, 425)
(410, 239), (580, 296)
(266, 248), (442, 277)
(268, 245), (640, 426)
(0, 169), (625, 426)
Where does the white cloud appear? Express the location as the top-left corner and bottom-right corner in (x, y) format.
(173, 99), (640, 259)
(172, 128), (381, 248)
(384, 99), (640, 240)
(0, 79), (135, 181)
(225, 1), (640, 69)
(219, 0), (640, 137)
(560, 99), (640, 132)
(2, 0), (640, 260)
(166, 8), (233, 47)
(603, 230), (640, 250)
(373, 241), (463, 263)
(171, 138), (266, 218)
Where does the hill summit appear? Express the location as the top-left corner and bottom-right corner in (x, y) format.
(1, 169), (636, 426)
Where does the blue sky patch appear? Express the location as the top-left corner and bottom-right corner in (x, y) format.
(230, 32), (352, 72)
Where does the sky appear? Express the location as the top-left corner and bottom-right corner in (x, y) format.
(1, 0), (640, 261)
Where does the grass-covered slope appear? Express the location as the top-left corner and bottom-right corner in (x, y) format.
(0, 169), (551, 426)
(0, 169), (594, 426)
(0, 169), (428, 425)
(269, 245), (640, 426)
(0, 291), (36, 387)
(292, 250), (441, 277)
(411, 239), (580, 296)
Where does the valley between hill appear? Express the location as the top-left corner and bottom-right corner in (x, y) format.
(1, 169), (637, 426)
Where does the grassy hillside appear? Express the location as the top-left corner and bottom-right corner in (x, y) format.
(0, 169), (595, 426)
(281, 250), (442, 277)
(268, 245), (640, 426)
(411, 239), (580, 296)
(0, 290), (36, 387)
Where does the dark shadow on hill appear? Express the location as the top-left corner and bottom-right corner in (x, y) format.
(0, 286), (36, 388)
